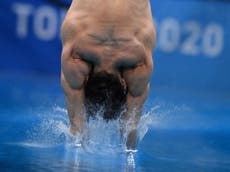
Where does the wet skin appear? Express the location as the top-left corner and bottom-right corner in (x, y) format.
(61, 0), (156, 149)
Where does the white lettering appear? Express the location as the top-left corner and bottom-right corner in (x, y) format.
(34, 6), (58, 41)
(158, 18), (180, 53)
(202, 24), (223, 58)
(12, 3), (33, 38)
(156, 18), (224, 58)
(181, 21), (201, 56)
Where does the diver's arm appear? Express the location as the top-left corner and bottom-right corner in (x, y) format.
(122, 54), (153, 149)
(61, 72), (86, 135)
(124, 84), (150, 149)
(61, 49), (91, 135)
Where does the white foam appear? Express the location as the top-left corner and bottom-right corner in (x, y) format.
(6, 141), (55, 148)
(24, 105), (161, 154)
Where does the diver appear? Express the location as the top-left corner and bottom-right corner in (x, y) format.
(60, 0), (156, 150)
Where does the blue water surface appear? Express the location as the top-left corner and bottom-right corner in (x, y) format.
(0, 74), (230, 172)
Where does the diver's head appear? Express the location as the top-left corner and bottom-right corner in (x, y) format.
(85, 71), (127, 120)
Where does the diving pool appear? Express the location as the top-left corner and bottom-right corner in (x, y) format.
(0, 74), (230, 172)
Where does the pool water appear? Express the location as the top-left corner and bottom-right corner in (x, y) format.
(0, 74), (230, 171)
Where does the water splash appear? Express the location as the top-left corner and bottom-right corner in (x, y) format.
(24, 105), (158, 154)
(126, 152), (136, 171)
(25, 106), (70, 148)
